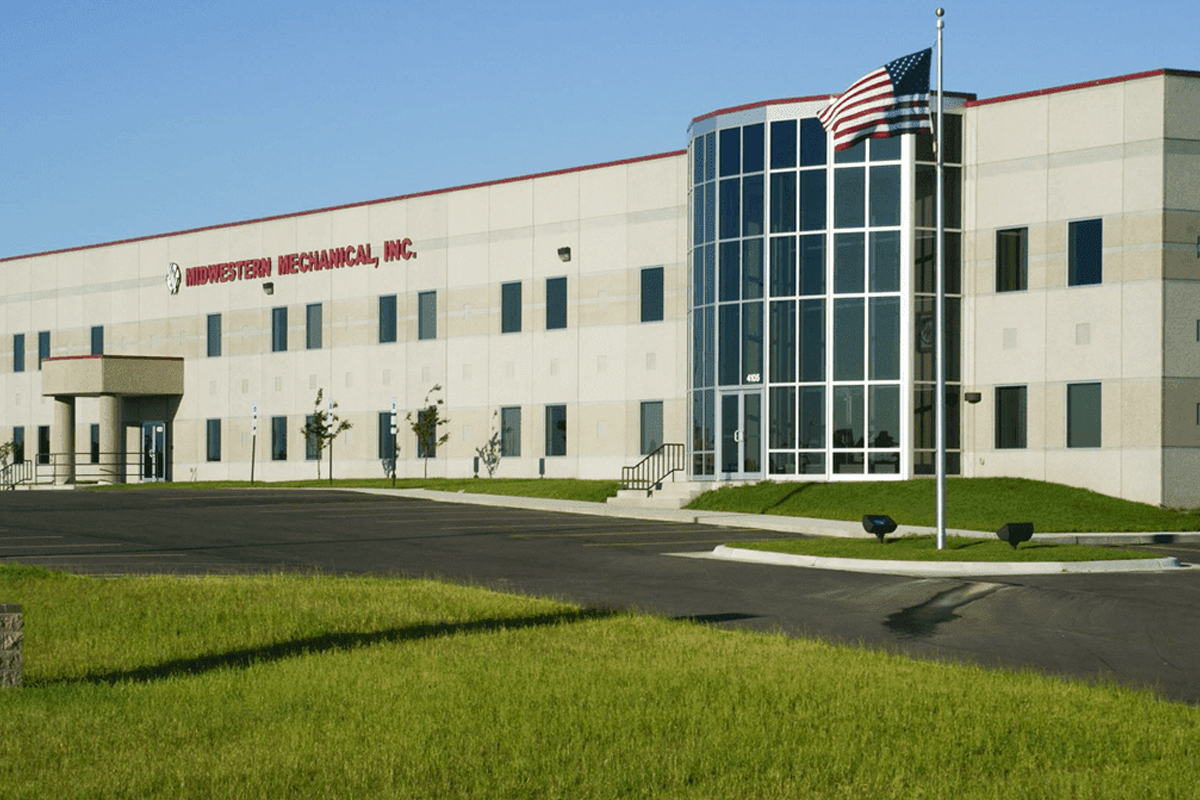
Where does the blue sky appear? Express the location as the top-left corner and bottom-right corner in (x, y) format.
(2, 0), (1195, 259)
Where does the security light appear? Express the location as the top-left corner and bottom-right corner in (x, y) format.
(862, 514), (898, 543)
(557, 247), (571, 262)
(263, 282), (274, 296)
(996, 522), (1034, 550)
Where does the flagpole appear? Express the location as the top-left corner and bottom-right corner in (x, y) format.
(935, 7), (947, 550)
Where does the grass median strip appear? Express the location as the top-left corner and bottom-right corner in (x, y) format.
(687, 477), (1200, 533)
(729, 535), (1159, 562)
(2, 564), (1198, 799)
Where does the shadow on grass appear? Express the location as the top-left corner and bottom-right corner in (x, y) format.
(49, 608), (618, 688)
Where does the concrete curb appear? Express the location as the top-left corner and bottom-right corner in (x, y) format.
(676, 545), (1188, 578)
(338, 487), (1200, 547)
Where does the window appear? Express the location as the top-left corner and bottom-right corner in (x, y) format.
(416, 409), (437, 458)
(995, 386), (1027, 449)
(1067, 383), (1102, 448)
(12, 427), (24, 463)
(996, 227), (1027, 292)
(545, 404), (566, 456)
(500, 406), (521, 457)
(641, 266), (664, 322)
(306, 303), (322, 350)
(207, 314), (221, 357)
(640, 401), (663, 455)
(90, 325), (104, 356)
(501, 281), (522, 333)
(90, 424), (99, 464)
(37, 425), (50, 465)
(206, 419), (221, 462)
(271, 416), (287, 460)
(13, 333), (24, 373)
(379, 295), (398, 343)
(38, 331), (50, 369)
(1068, 218), (1102, 286)
(546, 277), (567, 330)
(271, 307), (288, 352)
(418, 291), (437, 340)
(378, 411), (397, 460)
(305, 415), (319, 460)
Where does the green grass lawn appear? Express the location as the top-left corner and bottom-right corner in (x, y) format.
(731, 535), (1159, 562)
(687, 477), (1200, 533)
(1, 566), (1198, 799)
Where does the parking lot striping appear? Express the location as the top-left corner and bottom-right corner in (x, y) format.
(6, 552), (186, 560)
(1, 542), (125, 549)
(583, 539), (736, 548)
(510, 529), (716, 539)
(449, 522), (679, 532)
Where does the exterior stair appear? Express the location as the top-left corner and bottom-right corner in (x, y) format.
(606, 480), (707, 510)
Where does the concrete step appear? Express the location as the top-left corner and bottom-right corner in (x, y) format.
(607, 482), (708, 509)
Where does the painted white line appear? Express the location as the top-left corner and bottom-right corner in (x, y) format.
(5, 553), (185, 559)
(2, 543), (124, 549)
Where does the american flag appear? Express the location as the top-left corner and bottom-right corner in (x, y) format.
(817, 48), (933, 152)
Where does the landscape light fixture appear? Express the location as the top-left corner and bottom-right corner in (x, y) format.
(862, 514), (898, 544)
(996, 522), (1034, 550)
(262, 282), (274, 296)
(557, 246), (571, 262)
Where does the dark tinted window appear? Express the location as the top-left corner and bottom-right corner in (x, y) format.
(1069, 219), (1103, 286)
(271, 307), (288, 352)
(995, 386), (1027, 449)
(379, 295), (398, 343)
(501, 282), (522, 333)
(207, 314), (222, 357)
(640, 267), (664, 322)
(546, 278), (567, 330)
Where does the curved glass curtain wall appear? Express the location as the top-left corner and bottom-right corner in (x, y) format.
(689, 110), (961, 480)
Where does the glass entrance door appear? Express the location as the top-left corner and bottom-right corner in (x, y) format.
(719, 391), (762, 480)
(141, 421), (167, 482)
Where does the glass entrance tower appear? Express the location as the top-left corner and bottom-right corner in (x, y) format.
(689, 99), (962, 482)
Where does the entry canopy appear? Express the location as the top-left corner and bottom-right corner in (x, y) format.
(41, 355), (184, 397)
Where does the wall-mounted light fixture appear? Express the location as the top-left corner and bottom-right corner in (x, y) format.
(964, 392), (982, 404)
(557, 247), (571, 262)
(262, 282), (274, 295)
(1195, 235), (1199, 258)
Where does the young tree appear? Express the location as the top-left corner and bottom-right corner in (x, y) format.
(300, 389), (352, 482)
(407, 384), (450, 479)
(475, 410), (502, 478)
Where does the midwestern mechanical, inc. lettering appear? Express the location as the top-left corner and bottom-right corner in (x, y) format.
(185, 258), (272, 288)
(182, 238), (416, 290)
(278, 243), (379, 275)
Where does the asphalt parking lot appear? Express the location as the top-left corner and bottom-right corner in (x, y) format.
(3, 488), (1199, 704)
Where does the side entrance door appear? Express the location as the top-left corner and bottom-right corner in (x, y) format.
(141, 421), (167, 482)
(718, 391), (762, 481)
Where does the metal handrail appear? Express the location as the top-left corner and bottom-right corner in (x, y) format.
(22, 452), (128, 486)
(1, 460), (34, 490)
(620, 443), (686, 492)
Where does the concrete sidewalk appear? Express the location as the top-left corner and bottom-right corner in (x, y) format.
(342, 486), (1196, 576)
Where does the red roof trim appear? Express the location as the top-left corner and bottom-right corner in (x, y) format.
(965, 68), (1200, 108)
(691, 91), (977, 126)
(2, 150), (687, 264)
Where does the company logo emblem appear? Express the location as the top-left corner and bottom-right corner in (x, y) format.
(166, 262), (182, 295)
